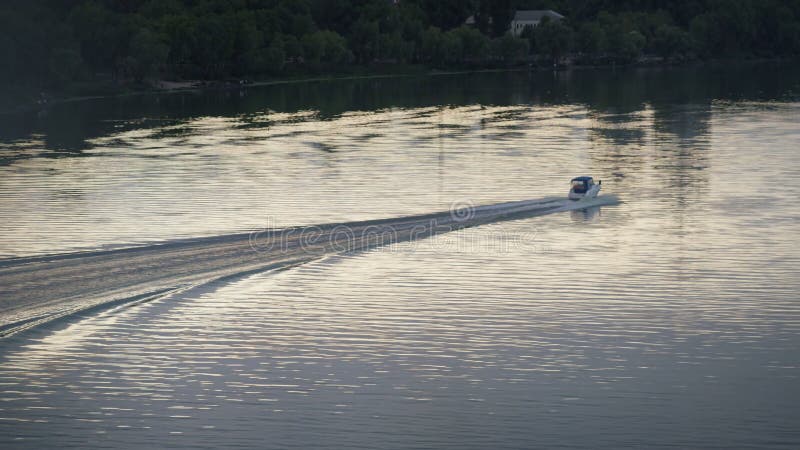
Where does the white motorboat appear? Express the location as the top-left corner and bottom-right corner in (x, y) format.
(568, 176), (601, 201)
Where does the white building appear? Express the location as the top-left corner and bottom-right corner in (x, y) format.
(509, 10), (564, 36)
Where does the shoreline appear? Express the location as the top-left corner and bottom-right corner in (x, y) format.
(0, 66), (516, 115)
(4, 57), (797, 116)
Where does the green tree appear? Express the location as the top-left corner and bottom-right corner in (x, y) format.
(689, 13), (725, 57)
(48, 46), (84, 86)
(619, 30), (646, 62)
(280, 34), (305, 62)
(451, 26), (489, 61)
(599, 13), (646, 62)
(302, 30), (351, 64)
(407, 0), (476, 30)
(576, 22), (605, 55)
(378, 31), (413, 62)
(159, 13), (197, 75)
(491, 34), (529, 65)
(192, 16), (236, 78)
(126, 29), (169, 81)
(140, 0), (182, 19)
(319, 30), (351, 64)
(349, 19), (379, 63)
(8, 0), (800, 95)
(243, 37), (286, 75)
(266, 39), (288, 72)
(441, 29), (463, 63)
(234, 21), (262, 58)
(534, 18), (573, 64)
(310, 0), (356, 36)
(69, 1), (133, 74)
(652, 24), (692, 59)
(419, 26), (446, 64)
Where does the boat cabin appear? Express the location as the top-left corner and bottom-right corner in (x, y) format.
(568, 176), (601, 200)
(570, 176), (595, 194)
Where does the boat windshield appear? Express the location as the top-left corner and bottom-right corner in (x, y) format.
(571, 180), (588, 193)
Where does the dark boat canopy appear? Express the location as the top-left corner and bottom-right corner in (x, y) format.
(570, 176), (594, 183)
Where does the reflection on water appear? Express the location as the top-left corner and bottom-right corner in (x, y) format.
(1, 65), (800, 448)
(570, 205), (602, 222)
(0, 101), (737, 257)
(1, 104), (601, 256)
(1, 64), (799, 257)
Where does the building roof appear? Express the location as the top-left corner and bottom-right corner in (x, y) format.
(513, 10), (564, 22)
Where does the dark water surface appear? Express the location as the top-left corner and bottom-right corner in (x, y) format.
(1, 63), (799, 448)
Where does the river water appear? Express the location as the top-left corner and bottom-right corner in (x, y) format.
(1, 64), (799, 448)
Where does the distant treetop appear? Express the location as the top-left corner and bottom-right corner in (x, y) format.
(2, 0), (799, 90)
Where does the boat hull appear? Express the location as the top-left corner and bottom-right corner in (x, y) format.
(568, 184), (601, 201)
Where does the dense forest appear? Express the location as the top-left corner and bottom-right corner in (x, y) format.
(2, 0), (800, 92)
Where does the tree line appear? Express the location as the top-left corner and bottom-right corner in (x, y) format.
(2, 0), (800, 90)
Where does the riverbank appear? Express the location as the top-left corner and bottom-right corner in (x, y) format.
(0, 64), (429, 116)
(3, 57), (797, 116)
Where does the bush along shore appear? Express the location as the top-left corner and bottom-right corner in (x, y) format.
(3, 0), (800, 112)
